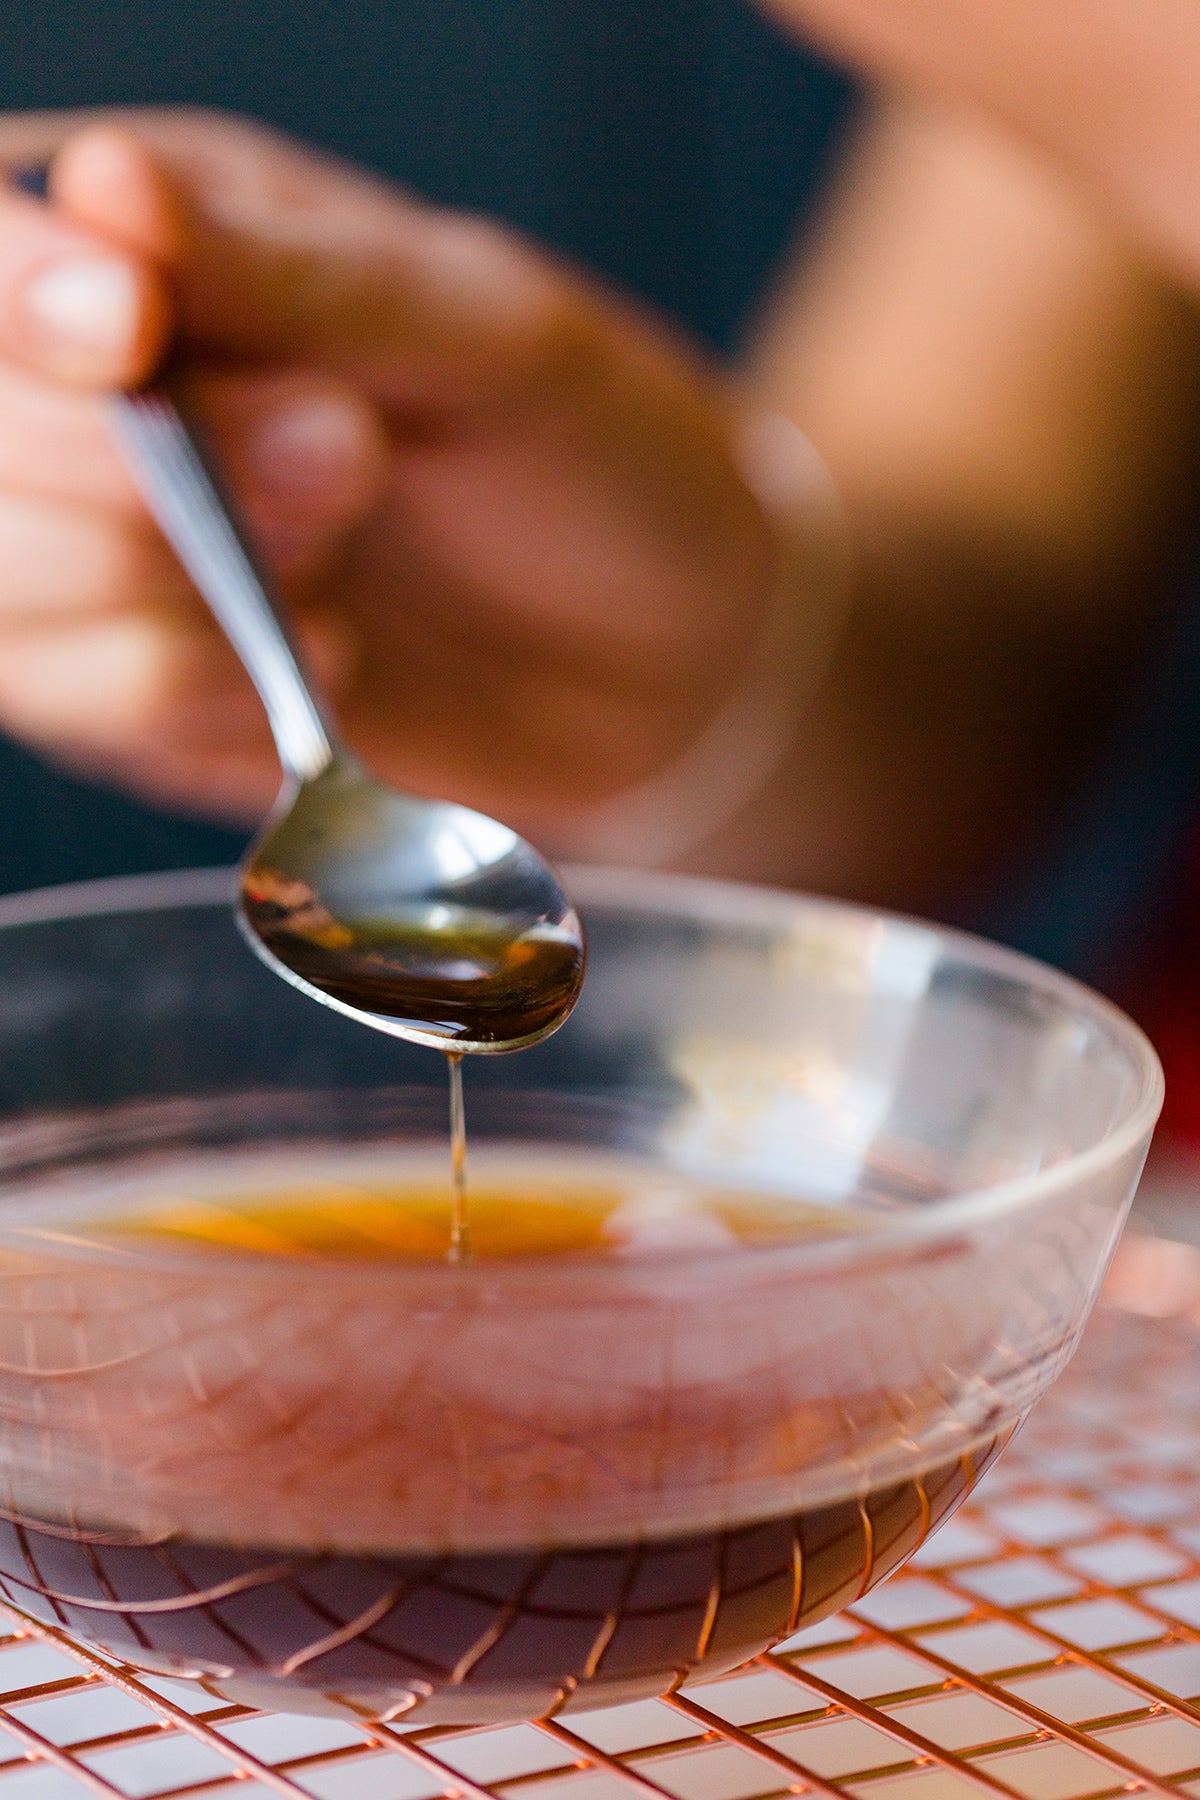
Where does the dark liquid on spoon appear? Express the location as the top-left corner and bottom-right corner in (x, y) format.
(243, 867), (584, 1048)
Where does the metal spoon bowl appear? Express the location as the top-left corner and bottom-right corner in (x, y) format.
(109, 390), (584, 1054)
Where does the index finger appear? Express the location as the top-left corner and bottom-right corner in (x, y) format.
(0, 172), (168, 388)
(51, 114), (586, 412)
(0, 108), (112, 170)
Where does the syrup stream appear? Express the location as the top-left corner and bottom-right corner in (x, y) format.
(446, 1051), (470, 1262)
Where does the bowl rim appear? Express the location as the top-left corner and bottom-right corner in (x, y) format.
(0, 862), (1164, 1270)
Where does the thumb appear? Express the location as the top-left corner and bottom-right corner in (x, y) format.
(51, 116), (571, 411)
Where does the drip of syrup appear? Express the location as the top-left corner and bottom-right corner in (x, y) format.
(445, 1052), (470, 1263)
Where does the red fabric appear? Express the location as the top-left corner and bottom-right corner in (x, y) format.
(1143, 993), (1200, 1146)
(1129, 840), (1200, 1148)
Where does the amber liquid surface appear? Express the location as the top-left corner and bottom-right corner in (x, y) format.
(71, 1163), (878, 1261)
(0, 1177), (1006, 1722)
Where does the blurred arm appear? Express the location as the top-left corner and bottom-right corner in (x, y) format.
(712, 101), (1200, 915)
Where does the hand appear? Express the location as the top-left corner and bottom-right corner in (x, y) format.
(0, 110), (829, 848)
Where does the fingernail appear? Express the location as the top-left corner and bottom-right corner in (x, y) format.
(248, 395), (373, 507)
(22, 255), (140, 357)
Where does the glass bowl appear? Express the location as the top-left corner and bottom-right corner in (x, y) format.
(0, 867), (1161, 1725)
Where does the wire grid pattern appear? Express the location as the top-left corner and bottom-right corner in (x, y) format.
(0, 1228), (1199, 1798)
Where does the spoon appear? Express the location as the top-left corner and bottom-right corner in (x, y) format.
(106, 389), (585, 1053)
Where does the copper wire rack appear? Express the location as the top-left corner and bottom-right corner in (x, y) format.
(3, 1218), (1200, 1800)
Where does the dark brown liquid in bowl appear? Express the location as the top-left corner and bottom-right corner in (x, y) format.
(0, 1443), (1000, 1719)
(8, 1183), (1006, 1720)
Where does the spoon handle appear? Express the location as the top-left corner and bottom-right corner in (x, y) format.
(108, 389), (338, 782)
